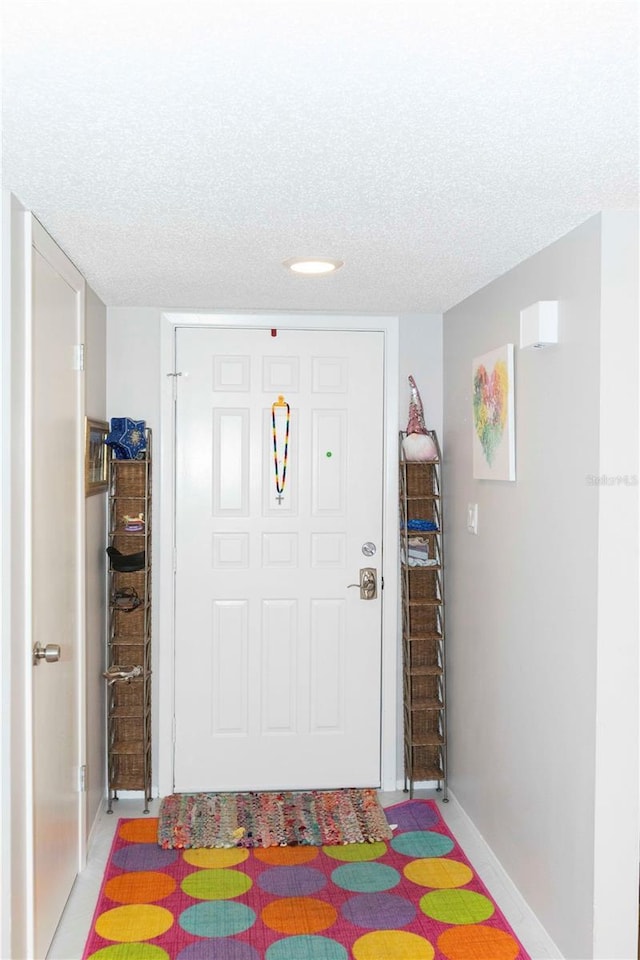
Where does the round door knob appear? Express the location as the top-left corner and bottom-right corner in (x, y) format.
(33, 642), (61, 665)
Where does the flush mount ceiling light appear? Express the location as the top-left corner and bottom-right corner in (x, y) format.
(283, 257), (344, 276)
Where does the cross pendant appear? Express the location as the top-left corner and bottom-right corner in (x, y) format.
(276, 493), (284, 504)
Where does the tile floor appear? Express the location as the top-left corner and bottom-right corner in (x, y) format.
(48, 788), (562, 959)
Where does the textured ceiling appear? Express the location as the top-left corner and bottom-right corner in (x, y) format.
(2, 1), (638, 313)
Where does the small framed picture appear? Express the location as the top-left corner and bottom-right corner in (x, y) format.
(85, 418), (109, 496)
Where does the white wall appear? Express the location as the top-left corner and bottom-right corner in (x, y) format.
(442, 213), (638, 959)
(106, 310), (443, 790)
(106, 309), (443, 437)
(399, 314), (443, 438)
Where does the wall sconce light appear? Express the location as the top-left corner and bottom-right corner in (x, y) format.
(520, 300), (559, 349)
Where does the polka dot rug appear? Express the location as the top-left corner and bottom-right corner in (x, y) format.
(82, 799), (530, 959)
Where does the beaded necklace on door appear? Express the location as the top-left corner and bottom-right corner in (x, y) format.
(271, 396), (290, 505)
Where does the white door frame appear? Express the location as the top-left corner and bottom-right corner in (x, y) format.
(158, 312), (399, 797)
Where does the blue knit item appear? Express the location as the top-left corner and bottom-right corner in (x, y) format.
(406, 519), (438, 531)
(106, 418), (146, 460)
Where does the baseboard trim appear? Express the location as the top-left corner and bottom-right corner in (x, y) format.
(442, 789), (563, 959)
(394, 779), (441, 791)
(86, 797), (104, 853)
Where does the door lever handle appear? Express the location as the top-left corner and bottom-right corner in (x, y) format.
(347, 567), (377, 600)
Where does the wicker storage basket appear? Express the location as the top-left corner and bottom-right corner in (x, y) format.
(111, 604), (148, 639)
(110, 460), (148, 497)
(409, 707), (444, 744)
(111, 531), (147, 556)
(111, 500), (147, 531)
(406, 637), (442, 672)
(407, 568), (440, 601)
(112, 680), (144, 711)
(110, 569), (148, 594)
(404, 462), (438, 497)
(406, 498), (438, 525)
(408, 603), (441, 637)
(109, 642), (146, 668)
(408, 744), (444, 781)
(109, 748), (147, 790)
(111, 716), (145, 742)
(408, 673), (442, 706)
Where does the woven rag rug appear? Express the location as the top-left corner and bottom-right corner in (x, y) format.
(83, 799), (531, 960)
(158, 788), (393, 850)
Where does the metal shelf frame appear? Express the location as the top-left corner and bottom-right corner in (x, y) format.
(105, 429), (152, 814)
(399, 430), (448, 800)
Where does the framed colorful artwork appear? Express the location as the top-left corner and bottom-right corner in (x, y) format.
(472, 344), (515, 481)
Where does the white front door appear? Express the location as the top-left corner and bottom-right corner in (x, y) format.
(173, 326), (385, 791)
(30, 220), (84, 958)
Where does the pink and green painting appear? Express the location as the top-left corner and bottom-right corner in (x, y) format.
(472, 344), (515, 481)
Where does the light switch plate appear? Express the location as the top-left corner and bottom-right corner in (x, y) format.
(467, 503), (478, 535)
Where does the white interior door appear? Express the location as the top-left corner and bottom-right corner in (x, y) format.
(30, 222), (84, 958)
(173, 327), (385, 791)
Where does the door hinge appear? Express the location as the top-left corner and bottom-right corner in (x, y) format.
(166, 371), (182, 400)
(73, 343), (85, 371)
(172, 717), (177, 743)
(78, 763), (87, 792)
(173, 545), (177, 572)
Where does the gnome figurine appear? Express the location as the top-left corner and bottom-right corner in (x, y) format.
(402, 375), (438, 461)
